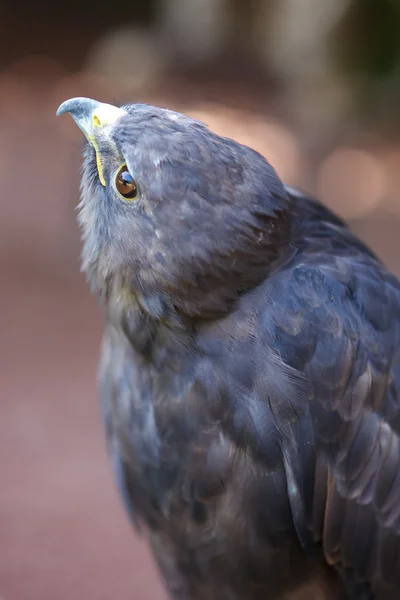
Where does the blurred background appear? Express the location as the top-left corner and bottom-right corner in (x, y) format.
(1, 1), (400, 598)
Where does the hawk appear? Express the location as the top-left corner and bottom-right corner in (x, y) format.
(57, 97), (400, 600)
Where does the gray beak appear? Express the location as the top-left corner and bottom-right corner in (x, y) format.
(56, 96), (127, 140)
(56, 97), (127, 186)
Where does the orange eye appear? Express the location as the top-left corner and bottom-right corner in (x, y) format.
(115, 165), (138, 201)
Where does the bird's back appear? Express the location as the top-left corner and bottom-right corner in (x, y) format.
(262, 186), (400, 599)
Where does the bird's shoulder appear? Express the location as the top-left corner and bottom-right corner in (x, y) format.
(221, 189), (400, 594)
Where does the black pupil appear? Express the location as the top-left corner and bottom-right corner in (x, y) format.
(117, 168), (136, 198)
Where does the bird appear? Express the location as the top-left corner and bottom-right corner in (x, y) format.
(57, 97), (400, 600)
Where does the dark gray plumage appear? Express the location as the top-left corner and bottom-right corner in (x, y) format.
(57, 97), (400, 600)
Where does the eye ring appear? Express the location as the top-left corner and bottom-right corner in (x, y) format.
(114, 165), (138, 201)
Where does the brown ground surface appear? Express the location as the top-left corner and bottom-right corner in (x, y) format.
(0, 261), (168, 600)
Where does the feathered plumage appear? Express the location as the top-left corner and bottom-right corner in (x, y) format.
(58, 98), (400, 600)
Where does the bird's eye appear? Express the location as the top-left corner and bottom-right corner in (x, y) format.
(115, 165), (138, 201)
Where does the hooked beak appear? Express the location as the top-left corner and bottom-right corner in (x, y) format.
(56, 97), (127, 186)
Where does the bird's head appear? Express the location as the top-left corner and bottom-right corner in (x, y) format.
(57, 97), (293, 319)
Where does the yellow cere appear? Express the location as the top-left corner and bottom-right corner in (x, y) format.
(89, 135), (107, 187)
(92, 104), (124, 128)
(90, 104), (127, 187)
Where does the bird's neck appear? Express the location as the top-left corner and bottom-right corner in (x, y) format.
(102, 238), (298, 367)
(106, 281), (195, 370)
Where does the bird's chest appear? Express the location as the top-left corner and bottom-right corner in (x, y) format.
(99, 323), (337, 600)
(100, 322), (223, 526)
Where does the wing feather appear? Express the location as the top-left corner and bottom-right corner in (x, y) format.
(261, 219), (400, 594)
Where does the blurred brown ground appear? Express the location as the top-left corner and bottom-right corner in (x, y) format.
(0, 261), (167, 600)
(1, 19), (400, 600)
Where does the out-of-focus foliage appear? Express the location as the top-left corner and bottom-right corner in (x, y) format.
(335, 0), (400, 129)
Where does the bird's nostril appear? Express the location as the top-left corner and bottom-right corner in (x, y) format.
(92, 114), (101, 128)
